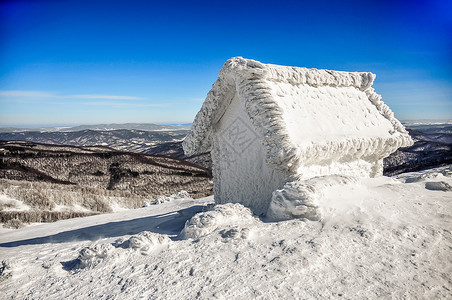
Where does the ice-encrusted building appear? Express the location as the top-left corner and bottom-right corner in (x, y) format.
(183, 57), (413, 219)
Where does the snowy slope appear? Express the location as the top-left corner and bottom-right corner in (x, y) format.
(0, 129), (188, 154)
(0, 166), (451, 299)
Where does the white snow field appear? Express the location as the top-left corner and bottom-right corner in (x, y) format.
(0, 166), (451, 299)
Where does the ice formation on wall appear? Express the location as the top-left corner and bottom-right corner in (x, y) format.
(183, 57), (413, 219)
(267, 175), (358, 221)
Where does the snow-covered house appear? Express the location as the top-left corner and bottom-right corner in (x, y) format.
(183, 57), (413, 219)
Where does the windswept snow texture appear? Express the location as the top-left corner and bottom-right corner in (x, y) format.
(0, 166), (451, 299)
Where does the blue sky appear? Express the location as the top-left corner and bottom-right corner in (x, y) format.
(1, 0), (451, 126)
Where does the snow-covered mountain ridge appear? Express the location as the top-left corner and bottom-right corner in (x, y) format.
(0, 141), (212, 225)
(0, 123), (449, 174)
(0, 165), (450, 299)
(0, 123), (191, 133)
(0, 129), (189, 156)
(384, 124), (452, 175)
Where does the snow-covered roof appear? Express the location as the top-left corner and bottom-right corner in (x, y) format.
(183, 57), (413, 173)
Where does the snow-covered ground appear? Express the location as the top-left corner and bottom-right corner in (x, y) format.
(0, 166), (451, 299)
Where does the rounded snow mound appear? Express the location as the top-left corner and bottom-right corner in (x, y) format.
(181, 203), (258, 240)
(69, 232), (171, 270)
(267, 175), (357, 221)
(77, 244), (115, 269)
(114, 231), (171, 255)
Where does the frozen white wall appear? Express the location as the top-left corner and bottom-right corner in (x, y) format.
(211, 93), (288, 216)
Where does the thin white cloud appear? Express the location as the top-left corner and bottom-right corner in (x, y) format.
(0, 90), (57, 98)
(68, 94), (146, 100)
(82, 102), (170, 108)
(0, 90), (147, 101)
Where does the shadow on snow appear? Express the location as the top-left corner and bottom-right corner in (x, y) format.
(0, 205), (205, 248)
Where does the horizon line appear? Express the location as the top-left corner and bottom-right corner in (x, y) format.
(1, 119), (452, 128)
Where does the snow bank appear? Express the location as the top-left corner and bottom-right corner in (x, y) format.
(114, 231), (171, 255)
(395, 165), (452, 191)
(73, 232), (172, 270)
(77, 244), (115, 269)
(267, 175), (357, 221)
(396, 165), (452, 183)
(181, 203), (258, 240)
(143, 190), (191, 206)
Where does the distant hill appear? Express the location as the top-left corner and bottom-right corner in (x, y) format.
(384, 124), (452, 175)
(401, 119), (452, 126)
(0, 128), (188, 154)
(0, 140), (211, 196)
(0, 125), (213, 169)
(0, 123), (191, 133)
(0, 140), (213, 224)
(1, 123), (449, 175)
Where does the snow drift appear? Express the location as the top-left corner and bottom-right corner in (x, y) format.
(267, 175), (358, 221)
(181, 203), (258, 240)
(1, 166), (450, 299)
(0, 166), (451, 298)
